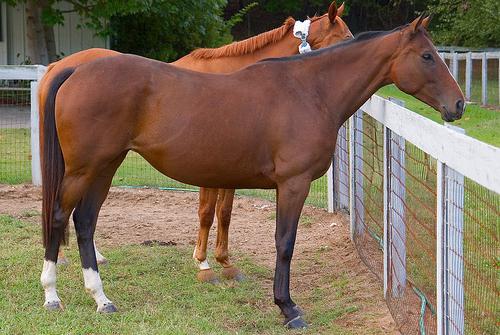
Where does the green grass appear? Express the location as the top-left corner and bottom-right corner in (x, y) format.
(0, 215), (367, 335)
(377, 85), (500, 147)
(0, 128), (31, 184)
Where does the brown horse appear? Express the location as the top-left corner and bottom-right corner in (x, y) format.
(39, 2), (351, 282)
(39, 16), (464, 328)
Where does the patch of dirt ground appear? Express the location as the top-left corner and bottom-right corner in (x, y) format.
(0, 184), (400, 334)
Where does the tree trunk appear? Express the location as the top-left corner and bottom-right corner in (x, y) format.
(39, 0), (57, 62)
(25, 0), (49, 64)
(44, 24), (58, 62)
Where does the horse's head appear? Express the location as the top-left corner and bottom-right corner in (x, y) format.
(390, 15), (465, 122)
(308, 2), (353, 48)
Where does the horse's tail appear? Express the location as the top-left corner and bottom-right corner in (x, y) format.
(41, 67), (75, 248)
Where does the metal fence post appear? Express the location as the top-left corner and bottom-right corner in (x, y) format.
(349, 110), (364, 240)
(437, 124), (466, 335)
(465, 52), (472, 101)
(333, 123), (349, 211)
(481, 52), (488, 105)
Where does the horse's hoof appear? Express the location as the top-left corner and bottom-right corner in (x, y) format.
(97, 303), (117, 313)
(284, 316), (308, 329)
(222, 266), (244, 281)
(197, 269), (219, 284)
(233, 272), (245, 282)
(57, 257), (69, 266)
(44, 301), (63, 311)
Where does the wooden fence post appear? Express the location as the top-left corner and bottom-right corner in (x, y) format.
(451, 52), (459, 80)
(385, 98), (407, 298)
(327, 162), (334, 213)
(349, 110), (364, 240)
(481, 52), (488, 105)
(30, 79), (42, 186)
(333, 123), (349, 211)
(465, 52), (472, 101)
(437, 124), (466, 335)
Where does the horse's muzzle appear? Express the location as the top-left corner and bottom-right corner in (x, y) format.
(442, 99), (465, 122)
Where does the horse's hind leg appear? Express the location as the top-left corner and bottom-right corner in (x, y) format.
(94, 242), (107, 265)
(56, 233), (107, 266)
(56, 229), (70, 265)
(214, 189), (243, 281)
(41, 173), (94, 311)
(73, 154), (124, 313)
(194, 188), (219, 283)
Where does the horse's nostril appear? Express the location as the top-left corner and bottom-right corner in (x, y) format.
(456, 99), (464, 114)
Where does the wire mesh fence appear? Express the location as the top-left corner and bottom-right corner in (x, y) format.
(386, 140), (438, 335)
(346, 98), (499, 335)
(351, 112), (384, 280)
(349, 109), (441, 334)
(459, 178), (499, 335)
(0, 80), (32, 184)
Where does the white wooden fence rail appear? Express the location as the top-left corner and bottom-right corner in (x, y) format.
(328, 95), (499, 335)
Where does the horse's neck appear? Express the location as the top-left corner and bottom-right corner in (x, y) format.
(173, 33), (299, 73)
(304, 33), (400, 125)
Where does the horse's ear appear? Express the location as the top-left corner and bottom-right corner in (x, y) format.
(337, 2), (345, 17)
(421, 15), (432, 29)
(409, 14), (426, 33)
(328, 1), (338, 24)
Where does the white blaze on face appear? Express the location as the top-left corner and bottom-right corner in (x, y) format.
(40, 260), (60, 305)
(82, 268), (112, 311)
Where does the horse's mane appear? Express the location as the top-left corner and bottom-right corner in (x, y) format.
(191, 16), (316, 59)
(259, 25), (409, 64)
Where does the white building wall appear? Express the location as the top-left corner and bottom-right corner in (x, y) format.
(4, 1), (108, 65)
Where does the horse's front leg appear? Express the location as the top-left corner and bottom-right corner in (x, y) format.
(194, 187), (219, 283)
(274, 177), (310, 329)
(214, 189), (243, 281)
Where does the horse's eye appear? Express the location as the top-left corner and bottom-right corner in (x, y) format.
(422, 53), (433, 61)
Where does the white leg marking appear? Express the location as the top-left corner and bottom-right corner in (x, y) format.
(40, 260), (61, 306)
(193, 246), (211, 270)
(82, 268), (112, 312)
(199, 259), (211, 271)
(94, 241), (107, 264)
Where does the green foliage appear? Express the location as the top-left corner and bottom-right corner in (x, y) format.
(225, 1), (258, 30)
(1, 0), (149, 34)
(427, 0), (500, 47)
(110, 0), (233, 61)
